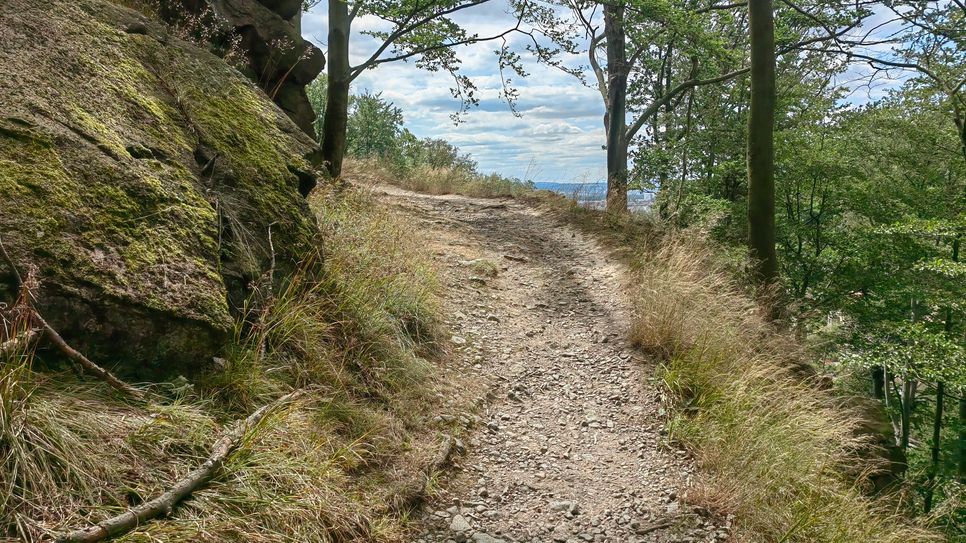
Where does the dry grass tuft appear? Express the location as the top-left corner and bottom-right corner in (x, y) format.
(343, 158), (533, 199)
(630, 233), (938, 543)
(0, 184), (455, 542)
(526, 191), (662, 257)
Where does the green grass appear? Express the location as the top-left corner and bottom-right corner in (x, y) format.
(520, 192), (939, 541)
(628, 234), (939, 543)
(0, 185), (454, 542)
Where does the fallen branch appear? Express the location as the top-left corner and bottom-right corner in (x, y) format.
(0, 235), (23, 286)
(56, 390), (304, 543)
(634, 517), (676, 535)
(31, 312), (146, 402)
(1, 236), (146, 401)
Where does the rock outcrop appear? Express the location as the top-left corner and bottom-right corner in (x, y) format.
(150, 0), (325, 135)
(0, 0), (322, 376)
(209, 0), (325, 135)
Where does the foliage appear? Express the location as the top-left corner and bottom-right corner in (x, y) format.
(630, 235), (939, 542)
(652, 24), (966, 534)
(307, 78), (533, 197)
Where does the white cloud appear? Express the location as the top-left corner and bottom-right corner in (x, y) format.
(302, 1), (903, 181)
(302, 1), (605, 182)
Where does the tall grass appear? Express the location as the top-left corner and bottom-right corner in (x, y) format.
(343, 158), (534, 199)
(630, 234), (937, 543)
(526, 191), (935, 541)
(0, 185), (449, 542)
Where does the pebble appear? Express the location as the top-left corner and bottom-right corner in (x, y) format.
(450, 514), (472, 533)
(391, 191), (721, 543)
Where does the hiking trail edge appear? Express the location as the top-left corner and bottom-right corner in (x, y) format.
(375, 185), (728, 543)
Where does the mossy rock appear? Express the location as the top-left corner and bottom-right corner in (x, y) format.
(0, 0), (322, 377)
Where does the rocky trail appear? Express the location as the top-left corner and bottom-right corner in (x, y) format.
(375, 186), (728, 543)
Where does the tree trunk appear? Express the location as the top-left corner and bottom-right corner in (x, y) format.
(746, 0), (777, 284)
(924, 381), (944, 513)
(604, 2), (628, 212)
(900, 378), (917, 452)
(950, 237), (964, 484)
(321, 0), (351, 178)
(959, 395), (966, 483)
(675, 89), (695, 215)
(871, 365), (885, 399)
(952, 103), (966, 168)
(883, 365), (902, 445)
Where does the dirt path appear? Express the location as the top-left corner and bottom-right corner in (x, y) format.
(375, 186), (725, 543)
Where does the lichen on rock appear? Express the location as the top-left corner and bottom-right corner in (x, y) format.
(0, 0), (323, 376)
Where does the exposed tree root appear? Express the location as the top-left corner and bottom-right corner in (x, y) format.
(634, 518), (677, 535)
(55, 390), (305, 543)
(387, 434), (464, 514)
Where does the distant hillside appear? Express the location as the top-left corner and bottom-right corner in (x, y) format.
(534, 181), (650, 209)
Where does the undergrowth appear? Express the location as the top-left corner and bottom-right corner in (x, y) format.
(343, 158), (534, 199)
(520, 192), (941, 542)
(0, 185), (450, 542)
(629, 234), (939, 542)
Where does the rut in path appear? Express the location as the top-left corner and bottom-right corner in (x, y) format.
(376, 186), (727, 543)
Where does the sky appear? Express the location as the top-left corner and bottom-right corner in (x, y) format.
(301, 2), (607, 183)
(300, 2), (909, 183)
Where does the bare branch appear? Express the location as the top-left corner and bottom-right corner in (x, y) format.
(355, 18), (526, 74)
(349, 0), (493, 80)
(695, 1), (746, 13)
(588, 33), (609, 106)
(56, 391), (305, 543)
(625, 67), (750, 141)
(33, 311), (147, 401)
(1, 238), (145, 401)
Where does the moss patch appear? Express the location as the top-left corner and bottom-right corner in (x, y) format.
(0, 0), (321, 374)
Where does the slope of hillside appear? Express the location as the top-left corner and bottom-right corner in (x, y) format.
(0, 1), (948, 540)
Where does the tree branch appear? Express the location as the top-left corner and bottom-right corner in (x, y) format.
(625, 66), (750, 141)
(348, 1), (363, 22)
(33, 312), (147, 401)
(695, 1), (746, 13)
(56, 390), (305, 543)
(354, 19), (527, 75)
(588, 33), (609, 106)
(1, 235), (145, 401)
(0, 236), (22, 287)
(803, 47), (942, 84)
(349, 0), (493, 80)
